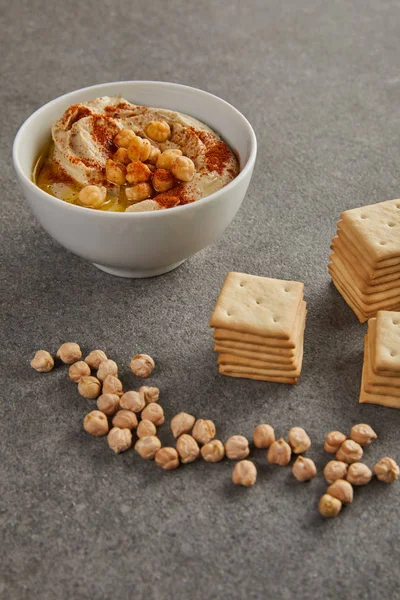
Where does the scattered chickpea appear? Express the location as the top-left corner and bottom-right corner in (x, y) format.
(125, 183), (153, 204)
(30, 350), (54, 372)
(85, 350), (107, 370)
(323, 460), (348, 484)
(112, 409), (138, 430)
(126, 161), (152, 184)
(97, 359), (118, 381)
(137, 419), (157, 438)
(171, 156), (195, 182)
(171, 412), (196, 438)
(318, 494), (342, 518)
(83, 410), (109, 437)
(267, 438), (292, 466)
(97, 393), (120, 416)
(68, 361), (91, 382)
(127, 136), (152, 162)
(225, 435), (250, 460)
(201, 440), (225, 463)
(102, 374), (123, 396)
(141, 403), (164, 426)
(106, 159), (126, 185)
(130, 353), (155, 378)
(107, 427), (132, 454)
(292, 456), (317, 481)
(78, 376), (102, 399)
(327, 479), (353, 504)
(113, 147), (131, 166)
(155, 447), (180, 470)
(350, 424), (377, 447)
(145, 120), (171, 143)
(288, 427), (311, 454)
(336, 440), (363, 464)
(114, 129), (137, 148)
(176, 434), (200, 463)
(152, 169), (176, 192)
(324, 430), (347, 454)
(253, 424), (275, 449)
(78, 185), (107, 209)
(56, 342), (82, 364)
(147, 145), (161, 165)
(347, 462), (372, 486)
(135, 435), (161, 460)
(373, 457), (399, 483)
(139, 386), (160, 404)
(232, 460), (257, 487)
(156, 148), (182, 170)
(120, 390), (145, 413)
(192, 419), (216, 445)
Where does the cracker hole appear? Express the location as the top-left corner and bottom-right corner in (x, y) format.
(393, 319), (399, 325)
(388, 222), (396, 227)
(360, 215), (367, 219)
(239, 283), (244, 287)
(390, 351), (396, 357)
(227, 312), (232, 316)
(256, 299), (262, 305)
(272, 317), (278, 323)
(284, 287), (289, 293)
(397, 204), (400, 209)
(379, 241), (387, 245)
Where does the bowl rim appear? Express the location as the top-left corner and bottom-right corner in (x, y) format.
(13, 80), (257, 219)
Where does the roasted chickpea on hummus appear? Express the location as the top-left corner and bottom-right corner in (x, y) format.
(34, 96), (239, 212)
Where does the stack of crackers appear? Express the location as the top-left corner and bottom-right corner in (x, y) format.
(329, 199), (400, 323)
(359, 310), (400, 408)
(209, 272), (306, 384)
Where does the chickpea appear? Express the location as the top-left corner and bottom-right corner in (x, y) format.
(126, 161), (152, 184)
(106, 159), (126, 185)
(373, 457), (399, 483)
(112, 409), (138, 430)
(288, 427), (311, 454)
(171, 412), (196, 438)
(152, 169), (176, 192)
(97, 359), (118, 381)
(85, 349), (107, 370)
(232, 460), (257, 487)
(155, 447), (180, 470)
(324, 430), (347, 454)
(107, 427), (132, 454)
(120, 390), (145, 413)
(176, 434), (200, 463)
(147, 145), (161, 165)
(141, 403), (164, 426)
(267, 438), (292, 466)
(145, 120), (171, 143)
(328, 479), (354, 504)
(102, 374), (123, 396)
(253, 424), (275, 449)
(292, 456), (317, 481)
(30, 350), (54, 372)
(137, 419), (157, 438)
(114, 129), (137, 148)
(171, 156), (195, 182)
(323, 460), (348, 484)
(113, 147), (131, 165)
(350, 424), (377, 447)
(78, 185), (107, 209)
(139, 386), (160, 404)
(127, 136), (152, 162)
(192, 419), (216, 445)
(225, 435), (250, 460)
(336, 440), (363, 464)
(125, 183), (153, 204)
(318, 494), (342, 518)
(68, 361), (91, 382)
(135, 435), (161, 460)
(83, 410), (109, 437)
(78, 376), (102, 399)
(347, 462), (372, 486)
(156, 148), (182, 170)
(201, 440), (225, 463)
(97, 393), (120, 416)
(56, 342), (82, 364)
(130, 353), (155, 377)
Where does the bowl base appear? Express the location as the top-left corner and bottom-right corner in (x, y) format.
(92, 260), (186, 278)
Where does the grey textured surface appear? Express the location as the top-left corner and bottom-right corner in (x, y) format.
(1, 1), (400, 598)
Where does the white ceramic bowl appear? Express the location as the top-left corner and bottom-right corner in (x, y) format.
(13, 81), (257, 278)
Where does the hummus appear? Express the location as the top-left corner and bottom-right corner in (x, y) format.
(35, 96), (239, 212)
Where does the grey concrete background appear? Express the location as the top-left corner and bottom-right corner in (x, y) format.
(1, 1), (400, 598)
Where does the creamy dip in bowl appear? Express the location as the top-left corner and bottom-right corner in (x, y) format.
(13, 81), (257, 278)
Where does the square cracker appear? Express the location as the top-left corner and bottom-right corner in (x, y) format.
(364, 334), (400, 395)
(213, 329), (297, 351)
(209, 272), (304, 340)
(359, 342), (400, 408)
(213, 339), (295, 357)
(339, 199), (400, 265)
(367, 319), (400, 381)
(214, 343), (297, 364)
(218, 341), (304, 379)
(374, 311), (400, 372)
(334, 231), (400, 281)
(218, 365), (298, 384)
